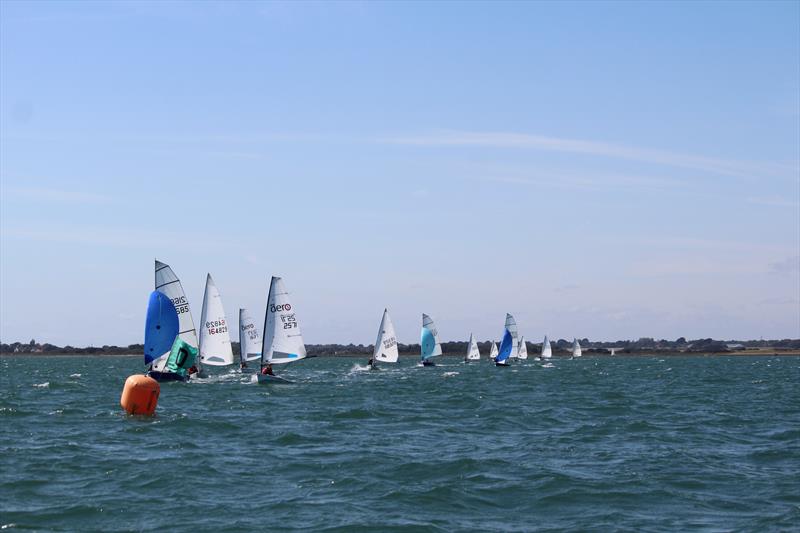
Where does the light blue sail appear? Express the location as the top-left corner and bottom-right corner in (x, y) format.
(144, 290), (179, 365)
(420, 313), (441, 361)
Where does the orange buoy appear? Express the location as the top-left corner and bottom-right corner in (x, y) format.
(120, 374), (160, 416)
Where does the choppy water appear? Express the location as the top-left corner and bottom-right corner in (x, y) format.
(1, 355), (799, 532)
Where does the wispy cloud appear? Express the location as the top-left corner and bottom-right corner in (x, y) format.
(382, 130), (795, 180)
(3, 186), (113, 205)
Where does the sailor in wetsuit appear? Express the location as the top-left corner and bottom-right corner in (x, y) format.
(261, 364), (274, 376)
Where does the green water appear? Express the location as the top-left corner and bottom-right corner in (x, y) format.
(1, 355), (798, 531)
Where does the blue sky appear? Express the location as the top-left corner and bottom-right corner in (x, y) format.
(1, 0), (798, 346)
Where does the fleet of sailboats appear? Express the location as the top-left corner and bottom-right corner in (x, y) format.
(142, 261), (588, 382)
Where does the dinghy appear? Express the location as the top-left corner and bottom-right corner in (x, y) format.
(572, 338), (582, 358)
(464, 333), (480, 362)
(368, 309), (398, 369)
(198, 274), (234, 369)
(238, 308), (262, 372)
(495, 313), (518, 367)
(419, 313), (442, 366)
(255, 276), (306, 384)
(541, 335), (552, 360)
(518, 336), (528, 360)
(489, 341), (498, 361)
(148, 260), (203, 381)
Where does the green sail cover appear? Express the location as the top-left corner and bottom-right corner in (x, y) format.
(165, 337), (198, 376)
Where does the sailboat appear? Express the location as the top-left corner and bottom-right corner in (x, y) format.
(572, 338), (582, 358)
(541, 335), (552, 359)
(368, 308), (398, 369)
(238, 308), (262, 372)
(198, 274), (234, 369)
(465, 333), (480, 362)
(148, 260), (203, 381)
(255, 276), (306, 384)
(495, 313), (518, 366)
(489, 341), (498, 361)
(420, 313), (442, 366)
(517, 336), (528, 360)
(144, 291), (179, 368)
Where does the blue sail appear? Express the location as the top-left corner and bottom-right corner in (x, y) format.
(495, 329), (513, 364)
(421, 326), (436, 360)
(144, 290), (179, 365)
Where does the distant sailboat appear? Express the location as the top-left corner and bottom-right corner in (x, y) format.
(465, 333), (480, 362)
(495, 313), (518, 367)
(149, 260), (202, 380)
(541, 335), (552, 360)
(256, 276), (306, 384)
(198, 274), (234, 368)
(420, 313), (442, 366)
(572, 338), (582, 358)
(369, 308), (398, 369)
(489, 341), (498, 360)
(517, 336), (528, 360)
(238, 308), (262, 372)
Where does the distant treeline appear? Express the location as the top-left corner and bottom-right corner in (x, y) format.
(2, 337), (799, 356)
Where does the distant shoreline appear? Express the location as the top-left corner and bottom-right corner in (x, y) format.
(2, 351), (799, 358)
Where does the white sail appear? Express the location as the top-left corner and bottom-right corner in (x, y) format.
(465, 333), (480, 361)
(420, 313), (442, 360)
(518, 336), (528, 360)
(373, 308), (399, 363)
(541, 335), (552, 359)
(505, 313), (519, 359)
(198, 274), (234, 366)
(572, 338), (582, 358)
(239, 308), (262, 362)
(489, 341), (498, 359)
(261, 276), (306, 365)
(153, 260), (198, 371)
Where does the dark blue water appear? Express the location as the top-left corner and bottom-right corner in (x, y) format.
(1, 355), (799, 531)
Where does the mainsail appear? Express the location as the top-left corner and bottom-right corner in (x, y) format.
(261, 276), (307, 365)
(420, 313), (442, 361)
(198, 274), (234, 366)
(572, 338), (582, 358)
(144, 291), (179, 365)
(239, 308), (262, 362)
(489, 341), (498, 359)
(541, 335), (552, 359)
(518, 335), (528, 360)
(465, 333), (480, 361)
(505, 313), (519, 359)
(373, 309), (399, 363)
(153, 260), (198, 371)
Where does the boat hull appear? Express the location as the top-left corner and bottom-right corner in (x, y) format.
(146, 370), (189, 383)
(253, 373), (294, 384)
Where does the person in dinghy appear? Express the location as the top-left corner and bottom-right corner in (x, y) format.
(261, 363), (275, 376)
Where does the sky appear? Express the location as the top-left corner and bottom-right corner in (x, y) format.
(1, 0), (798, 347)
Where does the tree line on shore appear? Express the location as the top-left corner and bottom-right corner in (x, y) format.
(2, 337), (799, 356)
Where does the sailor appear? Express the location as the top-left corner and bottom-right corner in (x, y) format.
(261, 364), (274, 376)
(367, 358), (374, 367)
(188, 365), (198, 376)
(240, 361), (247, 370)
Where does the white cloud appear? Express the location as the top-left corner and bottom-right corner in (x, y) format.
(382, 130), (795, 180)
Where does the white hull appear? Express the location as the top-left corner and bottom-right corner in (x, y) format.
(252, 373), (293, 384)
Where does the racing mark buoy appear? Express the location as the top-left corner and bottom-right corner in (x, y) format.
(120, 374), (160, 416)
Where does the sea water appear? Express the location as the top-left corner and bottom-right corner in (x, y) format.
(1, 355), (798, 531)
